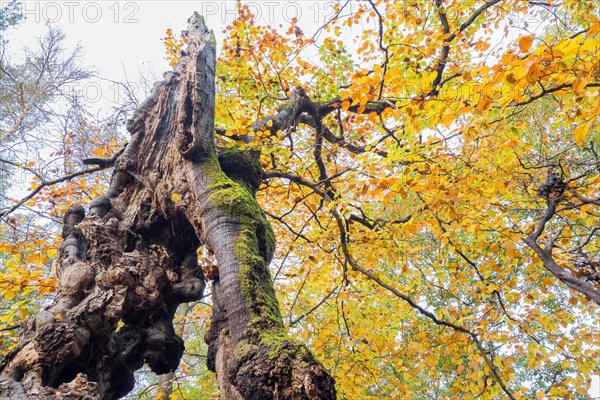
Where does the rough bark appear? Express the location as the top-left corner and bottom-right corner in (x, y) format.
(0, 14), (335, 400)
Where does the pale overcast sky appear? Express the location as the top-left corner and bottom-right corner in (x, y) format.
(2, 1), (340, 111)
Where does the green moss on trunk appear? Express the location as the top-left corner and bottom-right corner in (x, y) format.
(203, 153), (281, 337)
(202, 153), (336, 399)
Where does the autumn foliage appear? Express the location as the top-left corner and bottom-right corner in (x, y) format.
(2, 0), (600, 398)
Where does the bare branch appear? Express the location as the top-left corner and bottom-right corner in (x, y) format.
(290, 286), (339, 327)
(81, 145), (126, 168)
(0, 324), (20, 333)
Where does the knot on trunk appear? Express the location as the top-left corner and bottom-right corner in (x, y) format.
(218, 148), (263, 195)
(62, 204), (85, 238)
(537, 173), (566, 202)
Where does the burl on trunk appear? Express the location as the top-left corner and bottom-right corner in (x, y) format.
(0, 14), (335, 400)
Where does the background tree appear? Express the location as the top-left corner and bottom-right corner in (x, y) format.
(0, 4), (134, 355)
(0, 1), (21, 33)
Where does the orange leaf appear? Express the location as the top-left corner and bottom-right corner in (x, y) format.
(505, 72), (516, 85)
(442, 113), (455, 127)
(477, 96), (492, 114)
(518, 35), (534, 52)
(535, 391), (544, 400)
(572, 76), (589, 94)
(589, 22), (600, 35)
(525, 62), (540, 85)
(568, 297), (578, 305)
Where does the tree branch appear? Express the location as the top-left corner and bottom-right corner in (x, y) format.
(0, 165), (106, 220)
(524, 199), (600, 305)
(429, 0), (502, 96)
(290, 286), (339, 327)
(0, 324), (20, 333)
(367, 0), (389, 100)
(81, 146), (126, 168)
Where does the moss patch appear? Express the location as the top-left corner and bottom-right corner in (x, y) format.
(231, 331), (330, 400)
(201, 151), (332, 398)
(202, 153), (280, 338)
(218, 148), (263, 195)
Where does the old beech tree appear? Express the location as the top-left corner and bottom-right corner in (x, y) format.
(0, 15), (335, 400)
(2, 1), (600, 399)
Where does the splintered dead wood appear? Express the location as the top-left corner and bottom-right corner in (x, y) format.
(0, 13), (335, 400)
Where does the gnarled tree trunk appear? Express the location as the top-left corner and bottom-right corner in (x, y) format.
(0, 14), (335, 400)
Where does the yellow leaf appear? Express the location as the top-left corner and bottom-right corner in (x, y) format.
(4, 290), (16, 301)
(47, 248), (58, 258)
(574, 121), (591, 146)
(266, 119), (273, 127)
(19, 308), (28, 319)
(55, 313), (63, 321)
(341, 100), (350, 111)
(519, 35), (534, 52)
(171, 193), (181, 202)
